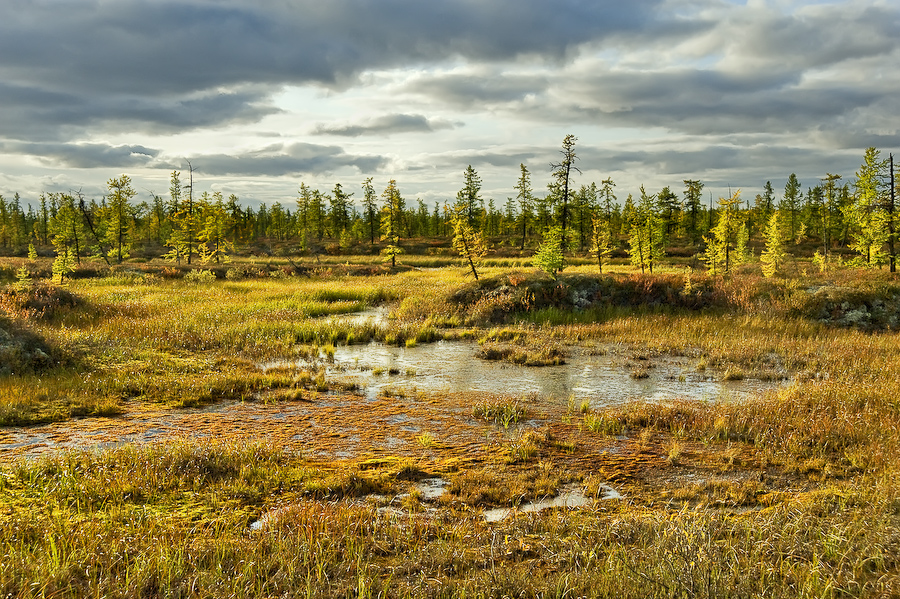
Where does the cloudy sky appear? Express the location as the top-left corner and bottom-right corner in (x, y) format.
(1, 0), (897, 211)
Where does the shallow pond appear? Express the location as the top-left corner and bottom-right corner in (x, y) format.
(271, 340), (784, 407)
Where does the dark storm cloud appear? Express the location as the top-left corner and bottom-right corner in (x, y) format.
(312, 114), (457, 137)
(174, 143), (386, 177)
(0, 141), (159, 168)
(0, 0), (662, 141)
(0, 82), (279, 141)
(0, 0), (660, 96)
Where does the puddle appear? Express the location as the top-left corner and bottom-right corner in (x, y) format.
(482, 483), (618, 522)
(414, 477), (448, 500)
(282, 340), (784, 407)
(330, 306), (390, 326)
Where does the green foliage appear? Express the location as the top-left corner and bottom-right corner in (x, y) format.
(590, 212), (612, 273)
(14, 266), (32, 292)
(380, 179), (404, 267)
(846, 147), (889, 266)
(51, 248), (76, 283)
(27, 243), (37, 260)
(103, 174), (136, 263)
(627, 186), (664, 274)
(451, 207), (487, 280)
(703, 190), (744, 275)
(183, 269), (217, 284)
(760, 211), (786, 277)
(533, 226), (567, 279)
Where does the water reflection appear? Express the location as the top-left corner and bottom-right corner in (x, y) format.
(302, 340), (783, 406)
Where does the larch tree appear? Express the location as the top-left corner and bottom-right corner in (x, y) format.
(703, 190), (743, 275)
(514, 164), (534, 250)
(456, 165), (483, 229)
(760, 210), (786, 277)
(104, 174), (136, 263)
(362, 177), (379, 245)
(783, 173), (802, 243)
(549, 134), (579, 252)
(627, 186), (663, 274)
(590, 212), (612, 273)
(683, 179), (705, 244)
(380, 179), (404, 267)
(847, 147), (888, 266)
(451, 206), (487, 280)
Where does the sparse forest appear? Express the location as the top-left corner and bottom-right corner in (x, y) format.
(2, 140), (898, 281)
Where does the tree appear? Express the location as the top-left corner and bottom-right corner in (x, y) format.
(783, 174), (802, 242)
(49, 194), (88, 281)
(199, 192), (233, 263)
(627, 186), (663, 274)
(820, 173), (842, 264)
(456, 166), (482, 229)
(574, 183), (597, 251)
(451, 206), (487, 280)
(533, 226), (566, 279)
(329, 183), (352, 237)
(590, 212), (612, 273)
(888, 154), (898, 272)
(683, 180), (705, 244)
(847, 147), (888, 266)
(760, 210), (786, 277)
(166, 169), (199, 264)
(104, 174), (136, 263)
(703, 190), (743, 275)
(380, 180), (404, 267)
(362, 177), (379, 245)
(549, 134), (580, 252)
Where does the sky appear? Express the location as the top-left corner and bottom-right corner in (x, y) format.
(0, 0), (898, 212)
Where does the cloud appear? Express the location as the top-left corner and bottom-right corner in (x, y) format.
(0, 1), (663, 95)
(0, 141), (160, 168)
(0, 82), (279, 141)
(173, 143), (387, 177)
(312, 114), (457, 137)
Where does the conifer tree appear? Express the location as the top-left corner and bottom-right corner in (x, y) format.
(362, 177), (379, 245)
(451, 206), (487, 280)
(703, 190), (743, 275)
(683, 180), (705, 244)
(514, 164), (534, 249)
(533, 226), (566, 279)
(199, 192), (233, 263)
(783, 174), (802, 242)
(456, 166), (482, 229)
(590, 212), (612, 273)
(380, 180), (403, 267)
(329, 183), (352, 238)
(104, 175), (136, 263)
(627, 186), (663, 274)
(847, 147), (888, 266)
(550, 134), (579, 252)
(760, 210), (786, 277)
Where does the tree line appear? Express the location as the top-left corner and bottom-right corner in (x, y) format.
(0, 138), (897, 279)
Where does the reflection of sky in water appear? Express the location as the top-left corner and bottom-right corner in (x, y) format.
(324, 341), (783, 406)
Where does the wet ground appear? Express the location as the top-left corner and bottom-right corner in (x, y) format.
(266, 339), (784, 405)
(0, 336), (787, 461)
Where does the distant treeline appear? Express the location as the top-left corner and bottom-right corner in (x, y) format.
(0, 139), (897, 276)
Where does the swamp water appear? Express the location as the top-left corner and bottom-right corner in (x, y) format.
(269, 339), (784, 407)
(1, 309), (786, 458)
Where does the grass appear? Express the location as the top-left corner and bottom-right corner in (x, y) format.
(472, 397), (527, 428)
(1, 441), (897, 598)
(2, 257), (900, 595)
